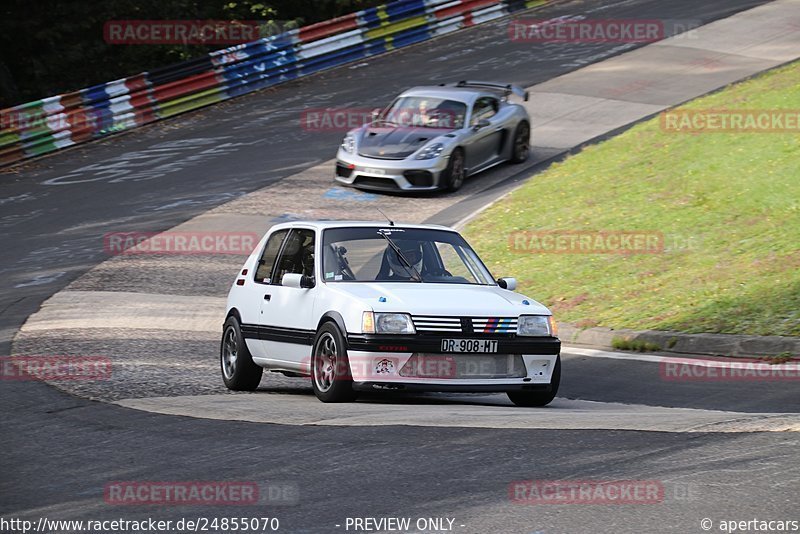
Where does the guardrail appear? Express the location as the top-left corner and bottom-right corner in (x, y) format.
(0, 0), (545, 167)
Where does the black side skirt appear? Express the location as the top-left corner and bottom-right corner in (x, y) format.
(240, 324), (315, 346)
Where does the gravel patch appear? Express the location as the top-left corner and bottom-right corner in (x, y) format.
(11, 328), (310, 401)
(66, 254), (241, 297)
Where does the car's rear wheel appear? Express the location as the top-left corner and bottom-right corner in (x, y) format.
(220, 316), (263, 391)
(442, 148), (466, 192)
(507, 355), (560, 407)
(312, 322), (358, 403)
(510, 121), (530, 163)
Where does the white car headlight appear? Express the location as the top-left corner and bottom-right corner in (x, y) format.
(341, 134), (356, 154)
(415, 142), (445, 160)
(362, 312), (416, 334)
(518, 315), (557, 337)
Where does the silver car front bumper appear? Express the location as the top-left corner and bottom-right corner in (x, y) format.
(335, 147), (450, 192)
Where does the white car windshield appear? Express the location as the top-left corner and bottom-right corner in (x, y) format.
(380, 96), (466, 129)
(322, 227), (495, 284)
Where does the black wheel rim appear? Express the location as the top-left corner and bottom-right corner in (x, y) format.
(515, 125), (530, 160)
(450, 152), (465, 189)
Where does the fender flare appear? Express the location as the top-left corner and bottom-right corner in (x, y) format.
(225, 308), (242, 325)
(317, 311), (348, 340)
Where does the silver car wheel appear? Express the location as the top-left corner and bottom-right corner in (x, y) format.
(314, 332), (337, 393)
(221, 326), (238, 380)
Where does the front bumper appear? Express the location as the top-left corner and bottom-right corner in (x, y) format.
(353, 382), (556, 393)
(345, 333), (560, 391)
(335, 147), (450, 192)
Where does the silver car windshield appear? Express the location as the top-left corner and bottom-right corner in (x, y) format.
(381, 96), (466, 129)
(322, 227), (495, 284)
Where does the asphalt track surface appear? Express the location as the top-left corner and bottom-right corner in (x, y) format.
(2, 1), (798, 533)
(3, 376), (799, 533)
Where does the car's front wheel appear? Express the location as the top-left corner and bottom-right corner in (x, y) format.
(507, 355), (560, 407)
(311, 322), (358, 403)
(442, 148), (466, 192)
(510, 121), (530, 163)
(220, 316), (263, 391)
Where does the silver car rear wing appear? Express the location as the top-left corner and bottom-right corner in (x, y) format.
(446, 80), (529, 101)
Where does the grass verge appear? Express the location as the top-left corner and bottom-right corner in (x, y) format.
(464, 61), (800, 337)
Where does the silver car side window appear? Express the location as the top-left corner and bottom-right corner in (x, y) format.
(470, 97), (499, 125)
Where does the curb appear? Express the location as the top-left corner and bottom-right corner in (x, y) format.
(560, 323), (799, 359)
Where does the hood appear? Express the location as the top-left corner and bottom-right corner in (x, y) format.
(357, 125), (451, 159)
(328, 282), (551, 317)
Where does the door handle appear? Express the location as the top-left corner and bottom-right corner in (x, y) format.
(264, 294), (271, 301)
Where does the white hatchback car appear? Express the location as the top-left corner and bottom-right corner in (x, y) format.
(220, 221), (561, 406)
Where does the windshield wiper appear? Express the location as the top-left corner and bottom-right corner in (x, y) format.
(378, 231), (422, 282)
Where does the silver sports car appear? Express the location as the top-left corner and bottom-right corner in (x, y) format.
(334, 81), (531, 192)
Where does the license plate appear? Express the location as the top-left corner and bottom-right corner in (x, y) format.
(362, 167), (386, 175)
(440, 339), (499, 353)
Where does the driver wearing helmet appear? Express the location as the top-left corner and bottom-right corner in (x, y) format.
(386, 240), (424, 280)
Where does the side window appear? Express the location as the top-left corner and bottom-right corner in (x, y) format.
(470, 97), (499, 125)
(272, 229), (315, 286)
(254, 229), (288, 284)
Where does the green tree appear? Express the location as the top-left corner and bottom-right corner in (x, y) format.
(0, 0), (381, 108)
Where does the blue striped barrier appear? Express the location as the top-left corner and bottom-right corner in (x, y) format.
(0, 0), (547, 167)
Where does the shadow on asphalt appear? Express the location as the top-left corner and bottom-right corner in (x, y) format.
(251, 382), (515, 407)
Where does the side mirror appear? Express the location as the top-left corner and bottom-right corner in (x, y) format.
(371, 108), (381, 121)
(497, 277), (517, 291)
(282, 273), (315, 289)
(473, 118), (491, 131)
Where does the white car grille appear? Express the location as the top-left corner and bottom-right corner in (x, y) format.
(411, 315), (463, 333)
(411, 316), (519, 334)
(472, 317), (518, 334)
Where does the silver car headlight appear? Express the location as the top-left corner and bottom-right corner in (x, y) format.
(341, 134), (356, 154)
(415, 142), (445, 160)
(518, 315), (557, 336)
(362, 312), (416, 334)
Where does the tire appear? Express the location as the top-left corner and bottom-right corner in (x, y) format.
(510, 121), (530, 164)
(442, 148), (466, 192)
(220, 316), (263, 391)
(311, 322), (358, 403)
(507, 355), (560, 407)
